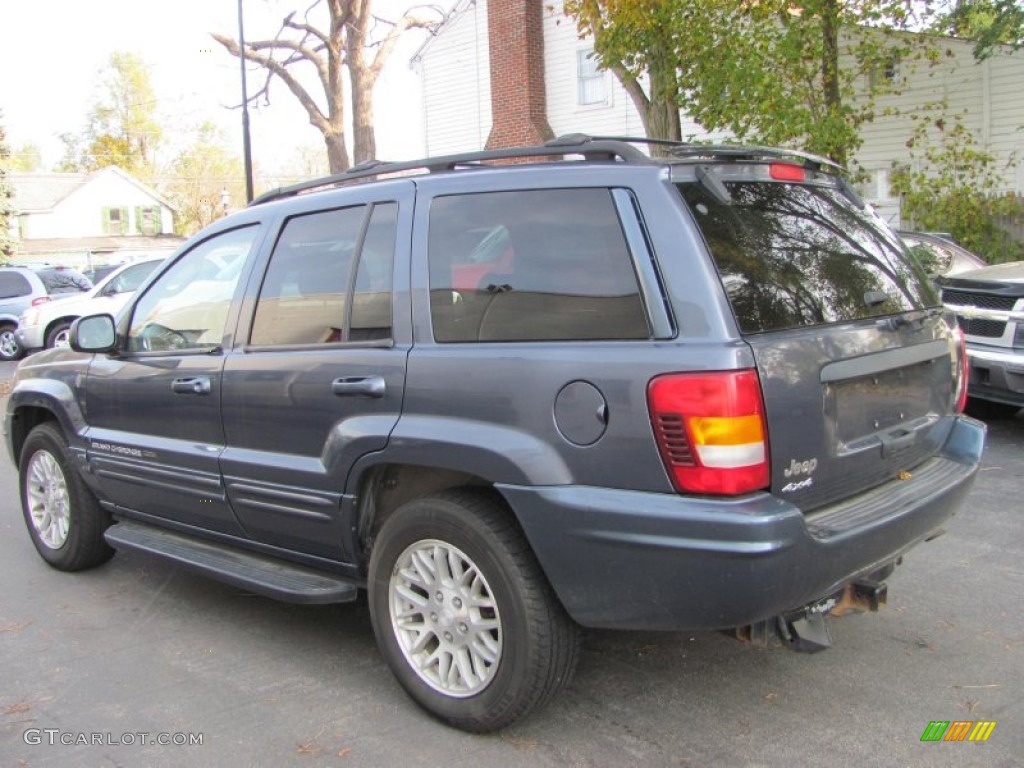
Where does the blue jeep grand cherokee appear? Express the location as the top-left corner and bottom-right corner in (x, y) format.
(5, 136), (985, 731)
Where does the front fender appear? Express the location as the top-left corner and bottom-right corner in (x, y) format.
(5, 354), (91, 464)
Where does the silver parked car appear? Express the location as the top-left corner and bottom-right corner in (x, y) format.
(900, 231), (987, 278)
(16, 257), (165, 353)
(0, 266), (93, 361)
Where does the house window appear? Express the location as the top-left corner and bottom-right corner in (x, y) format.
(869, 55), (901, 89)
(102, 207), (129, 235)
(577, 49), (607, 106)
(135, 206), (162, 236)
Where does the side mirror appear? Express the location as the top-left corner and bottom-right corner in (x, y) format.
(70, 314), (117, 353)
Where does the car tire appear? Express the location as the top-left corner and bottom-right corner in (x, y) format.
(0, 322), (24, 361)
(965, 397), (1020, 420)
(45, 320), (73, 349)
(19, 423), (115, 571)
(368, 489), (580, 732)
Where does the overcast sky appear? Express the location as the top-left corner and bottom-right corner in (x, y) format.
(0, 0), (430, 175)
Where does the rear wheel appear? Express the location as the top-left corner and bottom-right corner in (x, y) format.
(0, 323), (23, 361)
(19, 423), (114, 571)
(368, 489), (580, 732)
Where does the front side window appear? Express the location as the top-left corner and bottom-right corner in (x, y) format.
(106, 260), (162, 295)
(250, 202), (396, 347)
(127, 226), (257, 353)
(428, 189), (650, 342)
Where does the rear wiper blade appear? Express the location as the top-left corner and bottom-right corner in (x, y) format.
(696, 165), (732, 205)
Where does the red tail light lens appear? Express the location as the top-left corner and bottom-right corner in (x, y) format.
(954, 327), (969, 414)
(31, 297), (51, 307)
(648, 370), (770, 495)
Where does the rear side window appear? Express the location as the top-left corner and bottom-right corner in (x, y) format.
(0, 272), (32, 299)
(428, 188), (650, 342)
(678, 181), (937, 334)
(250, 202), (396, 346)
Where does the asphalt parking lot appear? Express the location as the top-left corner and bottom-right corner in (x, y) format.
(1, 358), (1021, 767)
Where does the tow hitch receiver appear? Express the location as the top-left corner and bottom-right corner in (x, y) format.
(734, 580), (890, 653)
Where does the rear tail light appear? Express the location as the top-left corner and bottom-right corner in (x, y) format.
(954, 327), (969, 414)
(648, 370), (770, 495)
(31, 297), (51, 307)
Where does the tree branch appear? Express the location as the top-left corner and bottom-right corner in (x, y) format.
(211, 33), (330, 132)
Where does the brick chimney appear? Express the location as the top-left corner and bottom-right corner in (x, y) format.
(484, 0), (554, 149)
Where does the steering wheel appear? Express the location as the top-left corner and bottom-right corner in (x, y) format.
(139, 323), (190, 351)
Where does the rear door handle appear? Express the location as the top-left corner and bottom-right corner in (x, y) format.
(332, 376), (386, 398)
(172, 377), (211, 395)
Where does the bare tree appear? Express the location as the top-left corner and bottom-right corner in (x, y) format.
(213, 1), (443, 174)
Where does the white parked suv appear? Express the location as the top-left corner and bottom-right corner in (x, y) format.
(16, 257), (165, 352)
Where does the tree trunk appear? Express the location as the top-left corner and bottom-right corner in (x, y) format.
(350, 74), (376, 163)
(820, 0), (845, 167)
(642, 53), (682, 154)
(324, 129), (350, 175)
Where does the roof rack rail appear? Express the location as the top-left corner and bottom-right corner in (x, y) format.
(584, 135), (843, 172)
(249, 135), (651, 206)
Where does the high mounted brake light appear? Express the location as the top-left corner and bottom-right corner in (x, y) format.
(648, 370), (770, 495)
(770, 163), (806, 182)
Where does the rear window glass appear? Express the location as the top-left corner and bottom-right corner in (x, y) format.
(36, 268), (93, 295)
(678, 181), (937, 334)
(0, 272), (32, 299)
(428, 188), (650, 342)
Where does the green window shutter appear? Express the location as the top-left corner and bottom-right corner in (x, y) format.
(103, 207), (129, 235)
(135, 205), (161, 235)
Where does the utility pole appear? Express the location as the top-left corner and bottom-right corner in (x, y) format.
(237, 0), (254, 203)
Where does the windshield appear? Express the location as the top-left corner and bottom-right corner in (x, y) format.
(678, 180), (938, 334)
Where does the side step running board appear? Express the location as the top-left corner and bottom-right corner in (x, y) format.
(104, 520), (359, 605)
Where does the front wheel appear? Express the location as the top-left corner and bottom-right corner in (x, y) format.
(0, 322), (23, 361)
(368, 489), (580, 732)
(45, 320), (73, 349)
(19, 423), (114, 571)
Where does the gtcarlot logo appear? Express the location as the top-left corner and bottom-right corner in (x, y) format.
(920, 721), (997, 742)
(23, 729), (203, 747)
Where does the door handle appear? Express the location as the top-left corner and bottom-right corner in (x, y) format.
(172, 377), (212, 395)
(332, 376), (386, 398)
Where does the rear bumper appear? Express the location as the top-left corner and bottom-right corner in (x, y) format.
(965, 344), (1024, 406)
(502, 416), (986, 631)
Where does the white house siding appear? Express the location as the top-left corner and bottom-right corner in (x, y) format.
(541, 2), (646, 140)
(21, 169), (173, 240)
(852, 37), (1024, 225)
(413, 0), (492, 155)
(989, 52), (1024, 195)
(416, 2), (1021, 231)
